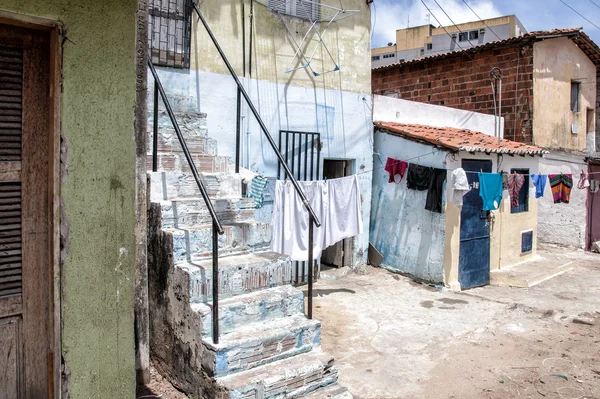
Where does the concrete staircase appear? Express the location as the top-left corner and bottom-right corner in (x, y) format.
(147, 111), (350, 398)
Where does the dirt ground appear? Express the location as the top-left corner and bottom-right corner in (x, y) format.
(310, 246), (600, 399)
(138, 246), (600, 399)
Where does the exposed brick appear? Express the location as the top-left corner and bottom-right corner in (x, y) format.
(373, 44), (535, 144)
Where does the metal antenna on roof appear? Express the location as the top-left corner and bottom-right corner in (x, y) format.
(490, 67), (502, 145)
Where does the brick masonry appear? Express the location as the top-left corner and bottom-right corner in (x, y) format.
(372, 44), (535, 144)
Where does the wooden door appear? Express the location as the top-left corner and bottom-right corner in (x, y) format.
(0, 24), (53, 398)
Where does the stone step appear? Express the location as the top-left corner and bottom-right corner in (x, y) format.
(193, 285), (305, 337)
(217, 350), (338, 398)
(149, 171), (240, 201)
(169, 221), (271, 263)
(202, 314), (321, 377)
(146, 128), (217, 156)
(179, 252), (292, 302)
(147, 153), (229, 174)
(158, 197), (256, 228)
(303, 384), (353, 399)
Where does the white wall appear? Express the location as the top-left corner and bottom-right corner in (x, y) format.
(373, 95), (504, 138)
(152, 68), (374, 264)
(370, 131), (448, 282)
(538, 152), (588, 248)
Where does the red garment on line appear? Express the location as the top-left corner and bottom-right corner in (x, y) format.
(385, 158), (408, 183)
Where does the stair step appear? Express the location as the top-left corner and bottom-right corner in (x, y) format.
(218, 350), (338, 399)
(149, 171), (240, 202)
(147, 154), (229, 174)
(169, 221), (272, 262)
(303, 384), (353, 399)
(179, 252), (292, 302)
(193, 285), (305, 337)
(203, 314), (321, 377)
(159, 197), (256, 228)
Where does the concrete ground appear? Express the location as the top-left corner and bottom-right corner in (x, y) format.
(309, 245), (600, 399)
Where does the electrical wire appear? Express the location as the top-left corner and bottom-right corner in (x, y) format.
(559, 0), (600, 30)
(590, 0), (600, 11)
(419, 0), (472, 60)
(459, 0), (502, 41)
(431, 0), (478, 48)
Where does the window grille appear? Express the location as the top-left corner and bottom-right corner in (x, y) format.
(148, 0), (192, 69)
(267, 0), (320, 21)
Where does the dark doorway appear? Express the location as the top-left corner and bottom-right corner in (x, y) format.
(321, 160), (353, 268)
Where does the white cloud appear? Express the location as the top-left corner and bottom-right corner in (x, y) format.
(372, 0), (502, 47)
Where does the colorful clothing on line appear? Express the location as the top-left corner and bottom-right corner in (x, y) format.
(504, 173), (525, 207)
(577, 171), (590, 189)
(548, 174), (573, 204)
(531, 174), (547, 198)
(248, 176), (269, 208)
(406, 163), (431, 191)
(384, 158), (408, 183)
(478, 172), (503, 211)
(425, 168), (447, 213)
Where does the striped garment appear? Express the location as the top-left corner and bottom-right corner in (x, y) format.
(504, 173), (525, 207)
(548, 173), (573, 204)
(248, 176), (269, 208)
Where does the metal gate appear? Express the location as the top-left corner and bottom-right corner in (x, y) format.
(278, 130), (321, 285)
(458, 159), (492, 289)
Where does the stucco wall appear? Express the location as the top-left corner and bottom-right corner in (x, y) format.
(192, 0), (371, 95)
(538, 152), (588, 248)
(533, 37), (596, 151)
(153, 1), (373, 265)
(370, 132), (447, 282)
(0, 2), (138, 397)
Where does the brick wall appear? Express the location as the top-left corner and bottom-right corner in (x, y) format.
(372, 44), (535, 144)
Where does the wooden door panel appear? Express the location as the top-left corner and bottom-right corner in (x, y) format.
(0, 315), (23, 399)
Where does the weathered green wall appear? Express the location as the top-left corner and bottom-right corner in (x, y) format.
(0, 1), (138, 397)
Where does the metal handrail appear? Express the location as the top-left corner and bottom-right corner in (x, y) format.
(191, 1), (322, 230)
(149, 58), (223, 344)
(148, 58), (225, 235)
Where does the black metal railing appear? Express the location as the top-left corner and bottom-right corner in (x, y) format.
(148, 58), (225, 344)
(191, 1), (321, 319)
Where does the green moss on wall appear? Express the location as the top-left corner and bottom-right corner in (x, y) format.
(0, 1), (138, 397)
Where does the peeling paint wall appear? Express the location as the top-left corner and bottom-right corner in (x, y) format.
(0, 1), (139, 397)
(152, 0), (373, 265)
(533, 37), (596, 151)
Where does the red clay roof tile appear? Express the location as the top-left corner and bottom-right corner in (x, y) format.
(374, 121), (548, 156)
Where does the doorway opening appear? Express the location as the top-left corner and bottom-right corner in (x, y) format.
(321, 159), (354, 269)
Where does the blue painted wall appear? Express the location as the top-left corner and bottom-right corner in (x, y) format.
(370, 130), (448, 282)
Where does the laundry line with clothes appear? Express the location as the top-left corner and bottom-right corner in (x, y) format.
(381, 155), (596, 214)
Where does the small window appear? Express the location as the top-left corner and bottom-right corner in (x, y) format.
(459, 32), (469, 42)
(398, 58), (405, 62)
(372, 55), (381, 61)
(426, 43), (433, 50)
(148, 0), (192, 69)
(469, 30), (479, 40)
(383, 53), (395, 59)
(420, 49), (425, 55)
(571, 81), (581, 112)
(510, 168), (529, 214)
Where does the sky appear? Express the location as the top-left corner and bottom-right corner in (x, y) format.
(371, 0), (600, 48)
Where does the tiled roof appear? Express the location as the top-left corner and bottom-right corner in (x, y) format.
(374, 121), (548, 155)
(372, 28), (600, 71)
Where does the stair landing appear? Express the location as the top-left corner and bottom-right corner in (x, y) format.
(490, 255), (574, 288)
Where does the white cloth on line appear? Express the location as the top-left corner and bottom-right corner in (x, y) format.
(271, 175), (363, 261)
(451, 168), (470, 206)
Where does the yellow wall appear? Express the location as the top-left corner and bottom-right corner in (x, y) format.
(533, 37), (596, 151)
(443, 153), (539, 290)
(372, 45), (396, 55)
(193, 0), (371, 94)
(396, 24), (432, 51)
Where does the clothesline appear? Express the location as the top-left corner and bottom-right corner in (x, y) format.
(358, 156), (600, 177)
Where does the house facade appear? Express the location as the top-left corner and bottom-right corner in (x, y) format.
(146, 0), (373, 397)
(372, 15), (527, 68)
(371, 96), (545, 289)
(372, 28), (600, 249)
(0, 2), (143, 398)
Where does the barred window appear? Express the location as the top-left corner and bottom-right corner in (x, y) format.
(148, 0), (192, 69)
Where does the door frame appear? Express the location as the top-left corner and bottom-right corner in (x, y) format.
(0, 11), (61, 398)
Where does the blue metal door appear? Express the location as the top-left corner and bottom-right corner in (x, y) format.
(459, 159), (492, 289)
